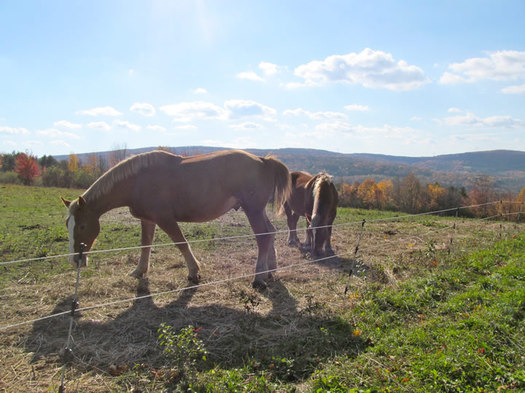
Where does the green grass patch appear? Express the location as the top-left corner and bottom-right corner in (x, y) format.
(312, 233), (525, 392)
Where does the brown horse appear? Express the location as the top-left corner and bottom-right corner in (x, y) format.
(62, 149), (291, 289)
(283, 171), (338, 257)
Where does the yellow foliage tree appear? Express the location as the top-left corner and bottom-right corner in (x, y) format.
(68, 154), (79, 172)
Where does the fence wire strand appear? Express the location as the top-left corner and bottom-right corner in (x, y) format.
(1, 200), (518, 267)
(0, 200), (522, 332)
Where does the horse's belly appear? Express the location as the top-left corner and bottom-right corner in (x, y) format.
(174, 196), (239, 223)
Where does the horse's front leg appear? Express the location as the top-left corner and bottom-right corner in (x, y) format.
(284, 203), (300, 246)
(130, 220), (156, 278)
(157, 219), (201, 284)
(305, 215), (313, 250)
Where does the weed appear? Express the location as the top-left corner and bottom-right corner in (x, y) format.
(157, 323), (208, 389)
(235, 289), (262, 313)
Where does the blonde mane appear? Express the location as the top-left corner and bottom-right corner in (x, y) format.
(312, 172), (334, 198)
(83, 150), (181, 201)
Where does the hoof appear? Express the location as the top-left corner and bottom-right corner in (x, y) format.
(188, 274), (201, 285)
(129, 270), (146, 279)
(252, 280), (267, 291)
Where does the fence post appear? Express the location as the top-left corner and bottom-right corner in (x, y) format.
(449, 208), (459, 256)
(345, 219), (366, 295)
(58, 243), (85, 393)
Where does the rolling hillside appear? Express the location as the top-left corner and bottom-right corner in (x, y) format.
(55, 147), (525, 192)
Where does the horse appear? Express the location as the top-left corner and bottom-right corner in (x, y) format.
(62, 149), (291, 289)
(283, 171), (338, 257)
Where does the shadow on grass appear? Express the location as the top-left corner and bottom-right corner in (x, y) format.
(25, 278), (368, 382)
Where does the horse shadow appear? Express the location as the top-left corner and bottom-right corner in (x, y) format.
(24, 278), (368, 383)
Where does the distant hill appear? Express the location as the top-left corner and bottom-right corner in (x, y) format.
(54, 147), (525, 193)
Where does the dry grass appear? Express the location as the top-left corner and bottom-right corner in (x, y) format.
(0, 207), (520, 392)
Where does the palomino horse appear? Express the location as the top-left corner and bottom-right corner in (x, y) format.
(62, 149), (291, 289)
(283, 171), (338, 257)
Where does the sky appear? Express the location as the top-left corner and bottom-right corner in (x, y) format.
(1, 1), (524, 158)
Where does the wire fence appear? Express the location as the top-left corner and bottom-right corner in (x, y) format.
(1, 200), (523, 333)
(1, 199), (523, 392)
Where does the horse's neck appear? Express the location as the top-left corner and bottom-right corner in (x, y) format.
(83, 175), (133, 216)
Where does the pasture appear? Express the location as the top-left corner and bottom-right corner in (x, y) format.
(1, 184), (524, 392)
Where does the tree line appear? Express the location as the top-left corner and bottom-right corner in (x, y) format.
(1, 150), (523, 220)
(336, 175), (524, 219)
(0, 150), (125, 189)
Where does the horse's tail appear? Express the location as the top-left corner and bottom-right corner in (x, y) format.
(263, 155), (291, 215)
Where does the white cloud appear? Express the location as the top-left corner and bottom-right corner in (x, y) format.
(193, 88), (208, 94)
(224, 99), (277, 120)
(259, 61), (283, 76)
(501, 84), (525, 94)
(314, 121), (353, 133)
(130, 102), (156, 117)
(54, 120), (82, 129)
(146, 125), (167, 132)
(76, 106), (122, 117)
(160, 101), (227, 122)
(292, 48), (429, 90)
(37, 128), (81, 139)
(231, 122), (264, 131)
(438, 111), (524, 128)
(0, 126), (30, 135)
(113, 120), (141, 132)
(174, 124), (198, 130)
(284, 108), (347, 120)
(344, 104), (369, 112)
(439, 72), (468, 85)
(448, 107), (463, 113)
(237, 71), (265, 82)
(87, 121), (111, 131)
(440, 50), (525, 84)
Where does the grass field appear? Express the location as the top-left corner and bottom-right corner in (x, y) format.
(0, 184), (523, 392)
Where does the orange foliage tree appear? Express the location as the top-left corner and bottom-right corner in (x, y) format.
(15, 153), (41, 185)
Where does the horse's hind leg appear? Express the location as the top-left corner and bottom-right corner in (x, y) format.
(157, 219), (201, 284)
(265, 215), (277, 276)
(130, 220), (156, 278)
(246, 209), (275, 290)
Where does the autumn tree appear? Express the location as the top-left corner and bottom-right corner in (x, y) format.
(398, 173), (425, 213)
(357, 178), (377, 209)
(15, 153), (41, 185)
(468, 175), (496, 217)
(68, 154), (80, 172)
(427, 183), (447, 211)
(83, 154), (101, 177)
(376, 180), (394, 210)
(338, 182), (359, 207)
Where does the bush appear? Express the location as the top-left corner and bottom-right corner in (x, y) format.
(0, 171), (20, 184)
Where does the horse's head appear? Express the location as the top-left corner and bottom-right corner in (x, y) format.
(62, 196), (100, 267)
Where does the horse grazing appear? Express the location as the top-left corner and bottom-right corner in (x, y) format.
(62, 149), (291, 289)
(283, 171), (338, 257)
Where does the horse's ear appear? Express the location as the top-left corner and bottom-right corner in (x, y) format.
(61, 197), (71, 207)
(78, 196), (86, 207)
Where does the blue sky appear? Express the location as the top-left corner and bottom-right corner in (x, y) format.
(1, 0), (524, 157)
